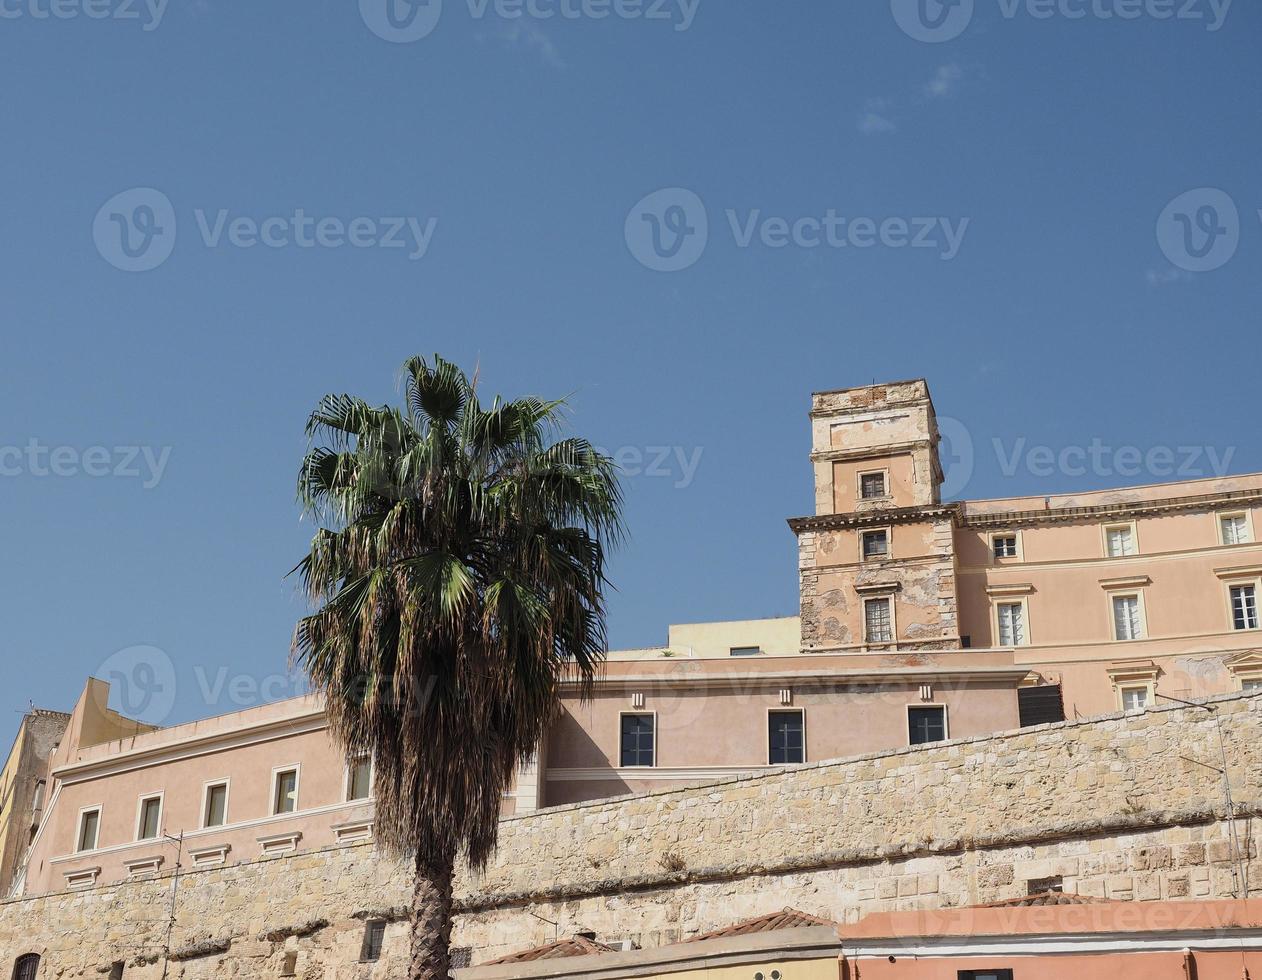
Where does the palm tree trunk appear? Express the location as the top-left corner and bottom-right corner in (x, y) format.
(409, 851), (455, 979)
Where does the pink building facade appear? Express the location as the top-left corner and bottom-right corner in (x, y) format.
(7, 379), (1262, 900)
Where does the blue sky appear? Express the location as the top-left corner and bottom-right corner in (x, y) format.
(1, 0), (1259, 733)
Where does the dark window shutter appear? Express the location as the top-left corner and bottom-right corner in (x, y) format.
(1019, 685), (1065, 727)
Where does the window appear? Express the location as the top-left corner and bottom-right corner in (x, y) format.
(957, 972), (1013, 980)
(909, 706), (947, 746)
(108, 962), (125, 980)
(347, 756), (372, 801)
(1028, 875), (1064, 894)
(1242, 678), (1262, 695)
(619, 714), (655, 767)
(31, 780), (46, 812)
(273, 768), (299, 815)
(13, 955), (40, 980)
(864, 597), (893, 643)
(451, 947), (473, 969)
(768, 710), (805, 765)
(1231, 585), (1259, 631)
(279, 952), (298, 977)
(729, 646), (762, 657)
(1112, 594), (1145, 641)
(360, 920), (387, 962)
(1105, 523), (1136, 557)
(861, 529), (889, 561)
(1221, 513), (1251, 545)
(203, 782), (228, 828)
(136, 795), (162, 841)
(76, 808), (100, 852)
(1121, 686), (1149, 711)
(860, 472), (887, 499)
(992, 534), (1018, 560)
(996, 602), (1026, 646)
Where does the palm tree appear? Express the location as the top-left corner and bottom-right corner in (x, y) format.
(291, 355), (622, 979)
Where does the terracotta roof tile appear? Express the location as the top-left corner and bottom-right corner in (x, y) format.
(980, 890), (1116, 908)
(684, 908), (840, 943)
(482, 936), (618, 965)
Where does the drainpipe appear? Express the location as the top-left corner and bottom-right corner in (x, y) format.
(1182, 948), (1198, 980)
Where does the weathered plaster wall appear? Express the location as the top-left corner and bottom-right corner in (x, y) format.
(3, 694), (1259, 977)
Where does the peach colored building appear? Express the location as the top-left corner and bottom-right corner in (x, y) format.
(8, 378), (1262, 901)
(843, 894), (1262, 979)
(794, 380), (1262, 721)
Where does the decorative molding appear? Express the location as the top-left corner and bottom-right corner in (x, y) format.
(189, 844), (231, 868)
(545, 766), (776, 783)
(258, 832), (303, 857)
(1215, 564), (1262, 580)
(789, 505), (958, 534)
(985, 583), (1035, 597)
(1099, 575), (1152, 590)
(854, 581), (902, 596)
(332, 820), (373, 844)
(960, 488), (1262, 530)
(63, 867), (100, 890)
(123, 856), (164, 879)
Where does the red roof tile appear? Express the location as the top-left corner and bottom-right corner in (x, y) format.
(482, 936), (618, 965)
(980, 890), (1116, 908)
(684, 908), (841, 943)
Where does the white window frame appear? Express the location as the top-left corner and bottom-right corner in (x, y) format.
(1227, 580), (1261, 632)
(200, 779), (231, 829)
(1219, 511), (1254, 547)
(906, 703), (950, 746)
(1102, 521), (1139, 558)
(990, 530), (1022, 563)
(863, 595), (896, 644)
(729, 646), (763, 657)
(617, 710), (657, 769)
(344, 754), (374, 803)
(76, 804), (103, 853)
(766, 707), (807, 766)
(994, 598), (1031, 647)
(860, 526), (892, 563)
(1119, 684), (1151, 712)
(133, 792), (164, 842)
(270, 765), (302, 816)
(1109, 591), (1148, 643)
(857, 468), (890, 501)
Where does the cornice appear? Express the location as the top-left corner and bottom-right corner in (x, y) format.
(959, 488), (1262, 530)
(563, 665), (1032, 691)
(789, 504), (958, 533)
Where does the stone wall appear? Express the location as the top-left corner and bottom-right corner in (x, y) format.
(3, 694), (1259, 977)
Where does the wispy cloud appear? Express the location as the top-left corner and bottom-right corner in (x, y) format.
(1145, 266), (1195, 287)
(924, 63), (964, 99)
(858, 98), (897, 135)
(497, 20), (564, 68)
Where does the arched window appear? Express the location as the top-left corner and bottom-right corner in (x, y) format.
(13, 954), (40, 980)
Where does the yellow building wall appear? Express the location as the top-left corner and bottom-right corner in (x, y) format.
(651, 957), (837, 980)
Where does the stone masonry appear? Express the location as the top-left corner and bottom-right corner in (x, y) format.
(2, 694), (1258, 977)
